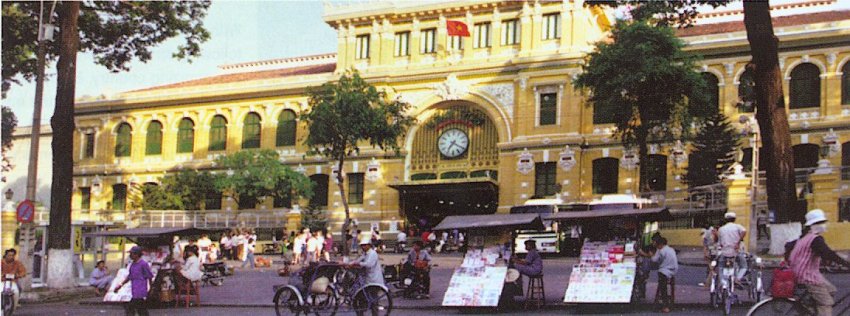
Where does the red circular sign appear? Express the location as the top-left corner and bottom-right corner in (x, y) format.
(16, 200), (35, 224)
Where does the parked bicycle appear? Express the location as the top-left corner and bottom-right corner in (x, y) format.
(747, 285), (850, 316)
(2, 273), (16, 316)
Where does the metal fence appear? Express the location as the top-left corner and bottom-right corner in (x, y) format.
(137, 209), (294, 228)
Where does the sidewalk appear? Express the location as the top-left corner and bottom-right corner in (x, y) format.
(78, 251), (741, 309)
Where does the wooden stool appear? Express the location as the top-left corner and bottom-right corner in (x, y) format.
(654, 276), (675, 305)
(525, 274), (545, 309)
(175, 276), (201, 308)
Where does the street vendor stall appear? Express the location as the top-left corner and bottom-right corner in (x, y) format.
(85, 227), (223, 304)
(432, 213), (545, 307)
(544, 206), (672, 304)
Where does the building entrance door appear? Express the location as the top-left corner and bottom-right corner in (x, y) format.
(31, 226), (47, 285)
(390, 180), (498, 230)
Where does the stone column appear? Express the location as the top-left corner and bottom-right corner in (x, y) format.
(463, 11), (473, 60)
(519, 2), (532, 57)
(809, 172), (839, 219)
(724, 177), (753, 251)
(1, 202), (16, 251)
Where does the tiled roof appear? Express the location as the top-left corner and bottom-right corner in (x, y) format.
(130, 63), (336, 92)
(676, 10), (850, 37)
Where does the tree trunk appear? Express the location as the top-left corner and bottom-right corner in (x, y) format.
(46, 1), (79, 289)
(335, 156), (351, 255)
(636, 127), (650, 193)
(743, 2), (800, 223)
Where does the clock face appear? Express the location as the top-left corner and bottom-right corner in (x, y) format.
(438, 128), (469, 158)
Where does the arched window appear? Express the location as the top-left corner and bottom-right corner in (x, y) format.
(793, 144), (820, 170)
(789, 63), (821, 109)
(145, 121), (162, 155)
(641, 154), (667, 192)
(842, 62), (850, 105)
(115, 123), (132, 157)
(177, 118), (195, 153)
(242, 112), (261, 149)
(738, 69), (755, 113)
(209, 115), (227, 151)
(276, 110), (297, 147)
(309, 174), (329, 207)
(842, 142), (850, 180)
(701, 72), (720, 109)
(592, 158), (619, 194)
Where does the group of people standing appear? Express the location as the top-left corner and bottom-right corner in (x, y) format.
(218, 229), (258, 269)
(290, 228), (334, 265)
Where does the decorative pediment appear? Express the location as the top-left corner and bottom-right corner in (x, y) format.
(480, 83), (515, 120)
(517, 149), (534, 175)
(432, 74), (469, 101)
(559, 145), (577, 172)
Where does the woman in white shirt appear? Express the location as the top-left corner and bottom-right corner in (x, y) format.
(241, 238), (256, 269)
(180, 248), (203, 282)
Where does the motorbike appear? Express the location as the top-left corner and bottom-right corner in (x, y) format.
(3, 274), (17, 316)
(394, 241), (407, 254)
(384, 259), (433, 299)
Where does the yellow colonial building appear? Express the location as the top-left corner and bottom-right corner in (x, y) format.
(67, 0), (850, 250)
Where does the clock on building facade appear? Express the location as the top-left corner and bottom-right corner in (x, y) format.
(437, 128), (469, 158)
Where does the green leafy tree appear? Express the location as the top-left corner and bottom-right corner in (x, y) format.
(214, 149), (313, 210)
(301, 201), (328, 234)
(574, 19), (710, 192)
(684, 111), (740, 187)
(586, 0), (800, 229)
(2, 1), (211, 288)
(138, 170), (221, 211)
(1, 106), (17, 182)
(302, 70), (414, 254)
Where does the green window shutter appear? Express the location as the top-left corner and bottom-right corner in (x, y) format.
(789, 63), (821, 109)
(348, 173), (364, 205)
(737, 70), (755, 113)
(238, 195), (257, 210)
(592, 158), (619, 194)
(84, 133), (95, 158)
(242, 113), (261, 149)
(145, 121), (162, 155)
(276, 110), (297, 147)
(177, 118), (195, 153)
(205, 190), (222, 210)
(80, 187), (91, 210)
(112, 184), (127, 211)
(539, 93), (557, 125)
(115, 123), (132, 157)
(309, 174), (329, 207)
(842, 63), (850, 105)
(701, 72), (719, 109)
(640, 155), (667, 192)
(209, 115), (227, 151)
(534, 162), (557, 197)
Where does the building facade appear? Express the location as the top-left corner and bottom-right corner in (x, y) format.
(67, 0), (850, 248)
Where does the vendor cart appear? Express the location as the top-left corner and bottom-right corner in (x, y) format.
(544, 206), (672, 304)
(432, 213), (545, 308)
(85, 227), (224, 305)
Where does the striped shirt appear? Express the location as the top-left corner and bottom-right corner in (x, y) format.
(788, 233), (823, 285)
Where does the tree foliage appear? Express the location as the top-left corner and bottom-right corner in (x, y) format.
(302, 70), (414, 253)
(214, 149), (313, 208)
(301, 201), (328, 234)
(574, 20), (711, 191)
(140, 170), (220, 211)
(684, 111), (740, 187)
(1, 106), (17, 182)
(1, 1), (211, 97)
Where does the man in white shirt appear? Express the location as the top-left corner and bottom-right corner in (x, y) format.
(396, 231), (407, 253)
(306, 232), (321, 264)
(716, 212), (748, 281)
(351, 237), (384, 286)
(197, 234), (212, 263)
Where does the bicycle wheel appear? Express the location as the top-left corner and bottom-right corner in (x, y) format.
(309, 286), (339, 316)
(353, 285), (392, 316)
(275, 286), (303, 316)
(2, 293), (14, 316)
(722, 289), (732, 316)
(747, 298), (806, 316)
(709, 275), (719, 308)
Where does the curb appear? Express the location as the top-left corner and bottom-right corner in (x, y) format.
(76, 301), (729, 310)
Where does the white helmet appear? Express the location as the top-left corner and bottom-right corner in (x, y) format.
(724, 212), (737, 219)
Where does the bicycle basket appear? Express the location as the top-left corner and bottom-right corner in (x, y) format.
(770, 266), (796, 298)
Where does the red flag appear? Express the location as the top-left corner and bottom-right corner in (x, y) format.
(446, 20), (470, 37)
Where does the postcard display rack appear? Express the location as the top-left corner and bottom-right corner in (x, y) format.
(563, 241), (637, 303)
(442, 247), (508, 307)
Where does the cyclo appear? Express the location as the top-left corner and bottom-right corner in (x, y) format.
(273, 262), (392, 316)
(708, 252), (764, 315)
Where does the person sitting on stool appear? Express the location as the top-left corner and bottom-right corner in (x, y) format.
(640, 237), (678, 313)
(512, 240), (543, 277)
(404, 241), (432, 297)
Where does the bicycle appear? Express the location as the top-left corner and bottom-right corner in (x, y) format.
(273, 262), (392, 316)
(747, 285), (850, 316)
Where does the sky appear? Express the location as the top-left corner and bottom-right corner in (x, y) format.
(3, 1), (338, 127)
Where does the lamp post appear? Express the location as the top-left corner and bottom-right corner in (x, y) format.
(747, 115), (761, 254)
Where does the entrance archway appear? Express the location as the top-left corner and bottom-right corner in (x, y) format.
(392, 101), (501, 230)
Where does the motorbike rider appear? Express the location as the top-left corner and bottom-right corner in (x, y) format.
(785, 209), (850, 316)
(715, 212), (748, 283)
(2, 249), (27, 312)
(404, 241), (432, 296)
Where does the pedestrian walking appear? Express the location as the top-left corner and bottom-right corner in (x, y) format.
(241, 238), (256, 269)
(116, 246), (153, 316)
(323, 231), (334, 261)
(220, 233), (231, 260)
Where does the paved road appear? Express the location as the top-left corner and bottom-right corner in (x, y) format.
(10, 302), (765, 316)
